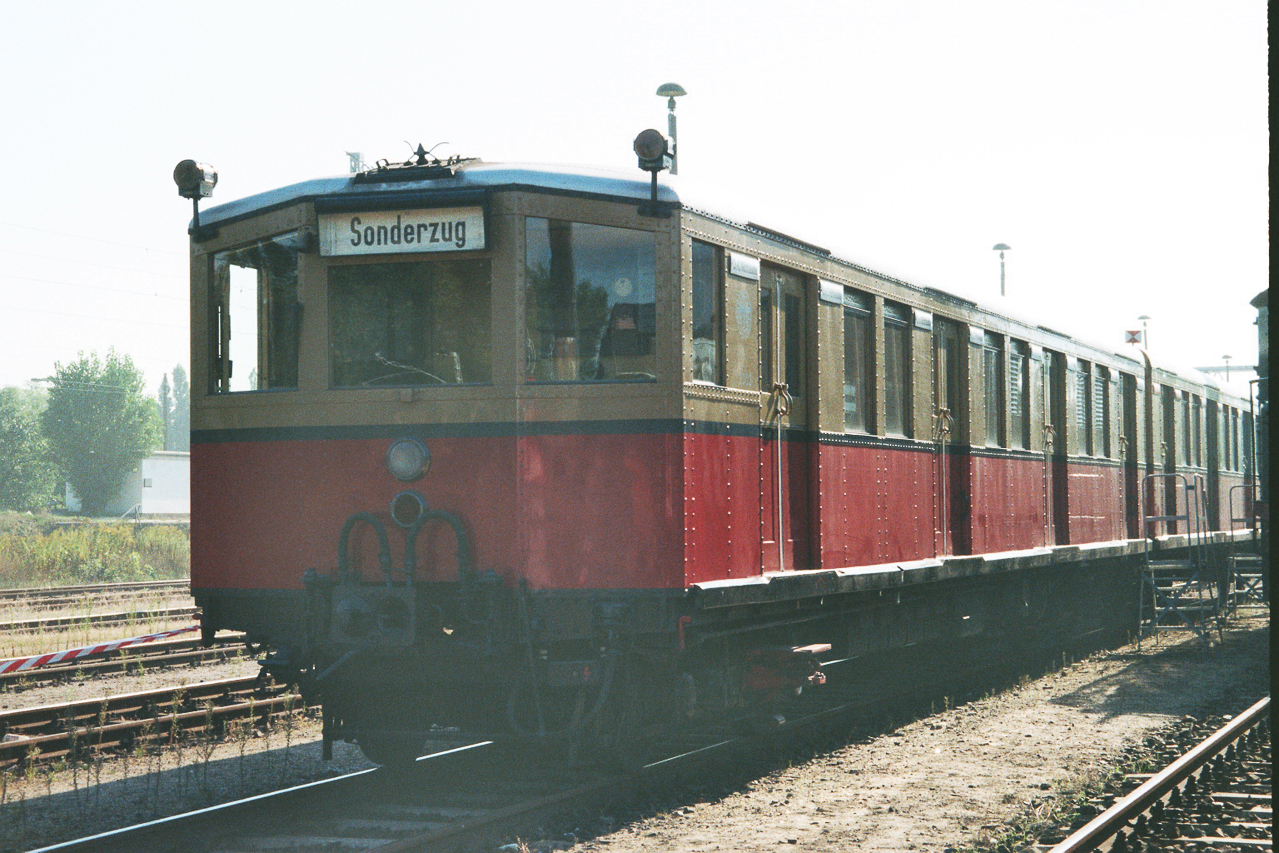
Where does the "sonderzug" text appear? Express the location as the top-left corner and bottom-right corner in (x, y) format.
(348, 215), (468, 249)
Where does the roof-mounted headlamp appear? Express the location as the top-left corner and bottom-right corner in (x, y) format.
(633, 129), (672, 219)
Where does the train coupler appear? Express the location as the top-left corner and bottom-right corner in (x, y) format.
(744, 643), (831, 702)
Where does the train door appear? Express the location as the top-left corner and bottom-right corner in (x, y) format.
(932, 318), (969, 555)
(1161, 386), (1178, 533)
(1205, 399), (1220, 530)
(1046, 350), (1069, 544)
(759, 265), (811, 572)
(1122, 373), (1140, 538)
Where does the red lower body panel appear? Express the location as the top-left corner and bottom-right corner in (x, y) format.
(192, 431), (683, 593)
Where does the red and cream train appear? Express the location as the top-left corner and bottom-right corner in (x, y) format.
(183, 144), (1254, 764)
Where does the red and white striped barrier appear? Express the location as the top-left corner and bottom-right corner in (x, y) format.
(0, 624), (200, 675)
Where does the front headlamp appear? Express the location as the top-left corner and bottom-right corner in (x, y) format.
(386, 438), (430, 482)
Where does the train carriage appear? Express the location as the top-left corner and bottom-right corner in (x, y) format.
(183, 143), (1255, 765)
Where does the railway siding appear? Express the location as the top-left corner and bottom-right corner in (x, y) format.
(0, 676), (300, 770)
(0, 608), (197, 634)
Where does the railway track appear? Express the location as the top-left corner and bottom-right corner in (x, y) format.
(1043, 695), (1271, 852)
(27, 639), (1074, 853)
(0, 606), (197, 634)
(0, 634), (248, 688)
(0, 676), (301, 771)
(21, 625), (1248, 853)
(0, 580), (189, 602)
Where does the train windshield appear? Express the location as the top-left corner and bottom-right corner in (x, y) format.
(524, 218), (657, 382)
(210, 233), (303, 392)
(328, 258), (492, 387)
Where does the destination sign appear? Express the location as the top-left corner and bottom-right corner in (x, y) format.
(318, 206), (486, 256)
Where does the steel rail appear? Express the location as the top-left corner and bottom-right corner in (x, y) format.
(3, 592), (185, 611)
(0, 606), (197, 633)
(0, 580), (188, 601)
(1, 676), (264, 731)
(2, 694), (301, 768)
(0, 676), (299, 767)
(1047, 695), (1270, 853)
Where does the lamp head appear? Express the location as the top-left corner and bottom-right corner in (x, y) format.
(633, 129), (672, 172)
(174, 160), (217, 200)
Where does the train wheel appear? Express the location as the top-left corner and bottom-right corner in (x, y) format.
(570, 663), (650, 769)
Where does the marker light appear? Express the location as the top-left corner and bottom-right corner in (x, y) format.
(386, 438), (430, 482)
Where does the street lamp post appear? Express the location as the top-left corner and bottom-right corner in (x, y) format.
(992, 243), (1011, 296)
(1138, 315), (1151, 351)
(656, 83), (686, 175)
(1222, 355), (1232, 380)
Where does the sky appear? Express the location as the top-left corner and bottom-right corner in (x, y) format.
(0, 1), (1268, 401)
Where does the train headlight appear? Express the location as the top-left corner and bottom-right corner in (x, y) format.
(386, 438), (430, 482)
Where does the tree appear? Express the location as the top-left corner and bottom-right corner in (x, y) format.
(171, 364), (190, 452)
(41, 350), (160, 517)
(0, 387), (56, 511)
(157, 374), (173, 450)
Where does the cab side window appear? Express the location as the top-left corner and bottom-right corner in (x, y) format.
(210, 232), (302, 393)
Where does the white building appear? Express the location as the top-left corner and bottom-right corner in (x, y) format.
(65, 451), (190, 518)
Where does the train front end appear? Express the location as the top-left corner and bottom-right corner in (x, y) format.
(187, 156), (687, 763)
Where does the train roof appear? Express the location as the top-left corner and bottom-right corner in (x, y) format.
(198, 161), (681, 229)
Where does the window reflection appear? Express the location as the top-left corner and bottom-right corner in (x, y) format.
(525, 219), (657, 382)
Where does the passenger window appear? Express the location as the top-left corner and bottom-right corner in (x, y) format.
(329, 259), (491, 387)
(1093, 366), (1110, 457)
(525, 218), (657, 382)
(691, 241), (723, 384)
(1181, 394), (1191, 464)
(1075, 360), (1092, 455)
(842, 290), (873, 432)
(759, 289), (773, 393)
(983, 332), (1004, 447)
(1230, 410), (1238, 470)
(883, 302), (911, 437)
(1186, 396), (1197, 468)
(211, 233), (302, 393)
(1008, 341), (1030, 449)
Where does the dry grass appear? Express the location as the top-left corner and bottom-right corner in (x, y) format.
(0, 513), (189, 589)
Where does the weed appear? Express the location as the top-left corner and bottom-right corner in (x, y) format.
(280, 692), (297, 786)
(232, 718), (250, 792)
(22, 746), (41, 783)
(198, 702), (216, 796)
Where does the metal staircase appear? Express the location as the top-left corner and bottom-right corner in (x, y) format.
(1225, 484), (1266, 612)
(1138, 473), (1221, 642)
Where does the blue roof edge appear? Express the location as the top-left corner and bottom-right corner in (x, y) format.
(198, 163), (681, 228)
